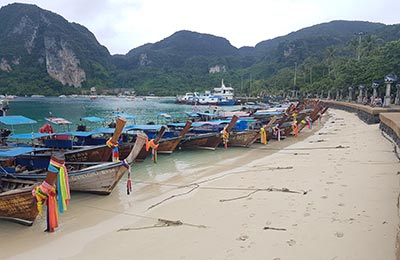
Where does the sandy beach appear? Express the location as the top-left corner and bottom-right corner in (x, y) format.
(1, 108), (399, 260)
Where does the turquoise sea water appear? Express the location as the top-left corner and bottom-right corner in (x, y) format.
(6, 96), (227, 133)
(4, 96), (245, 182)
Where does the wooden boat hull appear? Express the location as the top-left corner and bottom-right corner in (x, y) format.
(119, 143), (148, 162)
(157, 136), (183, 154)
(227, 131), (260, 147)
(180, 133), (222, 150)
(64, 145), (112, 162)
(0, 178), (39, 225)
(67, 162), (127, 195)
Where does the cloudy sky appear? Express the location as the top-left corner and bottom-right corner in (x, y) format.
(1, 0), (399, 55)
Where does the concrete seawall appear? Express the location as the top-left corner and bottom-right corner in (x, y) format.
(321, 100), (400, 124)
(379, 113), (400, 151)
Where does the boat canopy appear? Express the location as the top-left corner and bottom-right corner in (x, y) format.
(113, 112), (136, 120)
(254, 111), (284, 116)
(91, 127), (117, 134)
(125, 125), (163, 131)
(81, 116), (105, 123)
(184, 112), (200, 117)
(0, 147), (49, 157)
(56, 131), (94, 137)
(0, 115), (37, 125)
(197, 112), (216, 117)
(8, 133), (52, 139)
(157, 112), (172, 119)
(45, 117), (72, 125)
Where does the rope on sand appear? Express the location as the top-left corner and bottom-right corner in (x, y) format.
(147, 184), (199, 210)
(219, 187), (307, 202)
(251, 145), (349, 151)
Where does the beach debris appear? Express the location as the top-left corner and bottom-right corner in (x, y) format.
(309, 139), (326, 143)
(252, 166), (293, 171)
(158, 218), (183, 226)
(334, 232), (344, 238)
(263, 226), (287, 231)
(237, 235), (249, 241)
(293, 152), (309, 155)
(286, 239), (296, 246)
(117, 218), (206, 232)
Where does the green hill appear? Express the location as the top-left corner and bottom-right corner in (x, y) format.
(1, 3), (400, 97)
(0, 3), (112, 95)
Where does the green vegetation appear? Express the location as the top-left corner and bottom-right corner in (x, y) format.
(0, 4), (399, 97)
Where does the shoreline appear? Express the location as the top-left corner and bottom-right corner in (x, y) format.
(1, 109), (399, 260)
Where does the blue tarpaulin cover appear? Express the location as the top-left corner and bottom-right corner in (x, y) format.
(82, 116), (105, 122)
(125, 125), (162, 131)
(56, 131), (94, 137)
(8, 133), (52, 139)
(113, 112), (136, 120)
(45, 117), (72, 125)
(0, 115), (37, 125)
(0, 147), (48, 157)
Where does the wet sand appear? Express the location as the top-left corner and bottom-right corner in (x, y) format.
(1, 109), (399, 260)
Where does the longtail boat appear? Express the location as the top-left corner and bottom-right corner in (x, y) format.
(178, 115), (239, 150)
(11, 133), (147, 195)
(151, 121), (192, 154)
(0, 177), (39, 225)
(298, 100), (328, 133)
(118, 125), (167, 162)
(227, 130), (260, 147)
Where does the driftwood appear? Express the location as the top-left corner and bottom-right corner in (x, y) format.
(263, 226), (287, 231)
(117, 218), (206, 232)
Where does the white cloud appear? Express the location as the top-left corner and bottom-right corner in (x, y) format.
(0, 0), (399, 54)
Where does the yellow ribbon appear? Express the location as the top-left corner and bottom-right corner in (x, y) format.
(260, 127), (267, 144)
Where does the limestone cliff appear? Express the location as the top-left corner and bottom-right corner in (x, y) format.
(0, 3), (111, 92)
(44, 37), (86, 87)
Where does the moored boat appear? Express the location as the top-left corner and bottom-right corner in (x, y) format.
(178, 115), (239, 150)
(227, 130), (260, 147)
(8, 133), (146, 195)
(0, 177), (39, 225)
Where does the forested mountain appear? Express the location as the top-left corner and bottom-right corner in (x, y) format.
(0, 3), (112, 95)
(1, 3), (399, 97)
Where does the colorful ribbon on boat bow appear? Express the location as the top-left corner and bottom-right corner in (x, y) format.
(306, 117), (312, 129)
(32, 159), (70, 232)
(301, 117), (313, 129)
(146, 138), (159, 163)
(272, 124), (281, 141)
(220, 126), (229, 149)
(260, 127), (267, 145)
(106, 138), (119, 162)
(122, 159), (132, 195)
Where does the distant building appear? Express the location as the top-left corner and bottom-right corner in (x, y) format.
(209, 65), (226, 74)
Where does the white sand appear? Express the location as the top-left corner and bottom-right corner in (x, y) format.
(1, 109), (399, 260)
